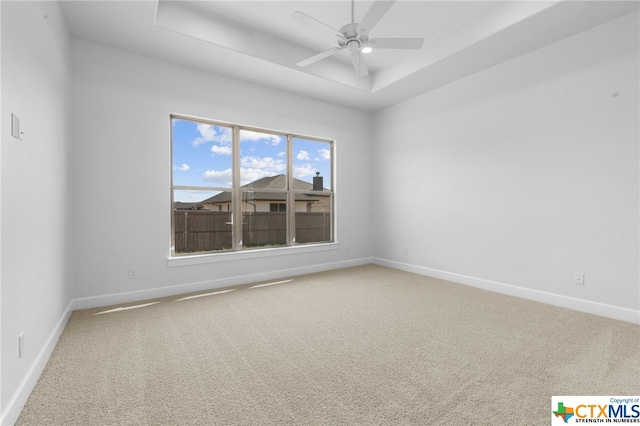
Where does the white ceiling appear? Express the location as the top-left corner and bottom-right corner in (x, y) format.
(59, 1), (639, 112)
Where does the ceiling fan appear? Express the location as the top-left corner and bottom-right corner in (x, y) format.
(292, 0), (424, 77)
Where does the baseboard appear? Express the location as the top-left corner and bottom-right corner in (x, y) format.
(0, 300), (74, 426)
(72, 257), (374, 311)
(373, 258), (640, 325)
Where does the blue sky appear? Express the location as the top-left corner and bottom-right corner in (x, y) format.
(172, 118), (331, 202)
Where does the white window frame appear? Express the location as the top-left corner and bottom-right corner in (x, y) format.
(169, 114), (336, 262)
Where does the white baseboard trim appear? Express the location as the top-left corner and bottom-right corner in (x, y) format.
(373, 258), (640, 325)
(0, 300), (74, 426)
(72, 257), (374, 311)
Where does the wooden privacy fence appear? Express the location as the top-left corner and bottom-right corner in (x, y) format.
(174, 211), (331, 253)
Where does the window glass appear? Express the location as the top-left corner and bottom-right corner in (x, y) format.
(172, 118), (233, 188)
(240, 130), (287, 188)
(173, 190), (233, 253)
(242, 191), (287, 249)
(295, 206), (332, 243)
(293, 137), (332, 191)
(171, 116), (334, 256)
(292, 137), (333, 244)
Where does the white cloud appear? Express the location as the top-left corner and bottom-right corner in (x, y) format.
(175, 163), (190, 171)
(239, 168), (275, 185)
(240, 156), (286, 173)
(192, 124), (231, 146)
(211, 145), (232, 156)
(296, 150), (310, 160)
(293, 163), (316, 179)
(318, 148), (331, 160)
(241, 130), (282, 146)
(238, 156), (288, 185)
(202, 169), (233, 186)
(277, 151), (286, 157)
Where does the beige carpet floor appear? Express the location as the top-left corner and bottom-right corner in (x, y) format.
(17, 265), (640, 425)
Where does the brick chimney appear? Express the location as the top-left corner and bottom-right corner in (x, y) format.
(313, 172), (323, 191)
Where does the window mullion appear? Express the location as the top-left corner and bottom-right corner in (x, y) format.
(286, 134), (295, 245)
(232, 125), (242, 250)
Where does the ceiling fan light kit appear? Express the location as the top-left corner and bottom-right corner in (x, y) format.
(293, 0), (424, 77)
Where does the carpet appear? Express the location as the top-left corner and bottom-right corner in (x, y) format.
(17, 265), (640, 425)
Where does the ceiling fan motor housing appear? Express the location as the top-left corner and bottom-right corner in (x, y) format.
(338, 23), (369, 52)
(339, 22), (358, 39)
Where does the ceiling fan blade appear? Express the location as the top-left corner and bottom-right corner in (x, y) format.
(369, 38), (424, 50)
(351, 51), (369, 77)
(356, 0), (395, 36)
(297, 46), (343, 67)
(291, 11), (344, 40)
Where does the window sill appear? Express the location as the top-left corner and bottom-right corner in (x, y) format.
(167, 242), (340, 267)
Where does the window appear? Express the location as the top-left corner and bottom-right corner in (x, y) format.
(171, 115), (334, 256)
(270, 203), (286, 212)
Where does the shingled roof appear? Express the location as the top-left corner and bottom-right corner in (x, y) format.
(202, 174), (328, 204)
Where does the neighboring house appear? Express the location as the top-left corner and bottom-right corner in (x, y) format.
(174, 202), (204, 211)
(201, 174), (330, 213)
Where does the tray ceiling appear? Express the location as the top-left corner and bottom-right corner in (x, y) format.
(60, 1), (640, 112)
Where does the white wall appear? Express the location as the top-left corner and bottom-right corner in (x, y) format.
(372, 12), (639, 319)
(71, 39), (373, 303)
(1, 0), (72, 420)
(1, 3), (638, 424)
(0, 0), (3, 414)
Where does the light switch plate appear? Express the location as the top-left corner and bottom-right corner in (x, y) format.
(11, 113), (22, 140)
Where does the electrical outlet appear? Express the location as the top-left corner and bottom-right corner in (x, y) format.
(574, 273), (585, 285)
(346, 246), (350, 253)
(403, 248), (408, 256)
(18, 333), (24, 358)
(128, 268), (137, 280)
